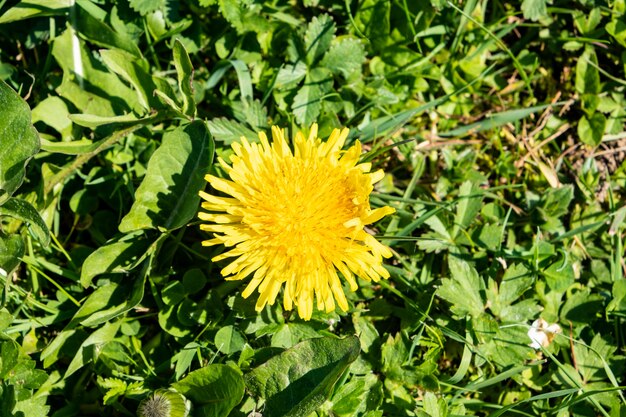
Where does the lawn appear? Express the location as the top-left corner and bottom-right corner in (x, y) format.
(0, 0), (625, 416)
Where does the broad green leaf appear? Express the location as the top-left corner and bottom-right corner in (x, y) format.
(52, 30), (140, 115)
(275, 62), (307, 89)
(576, 47), (600, 96)
(521, 0), (549, 21)
(31, 96), (72, 139)
(0, 308), (12, 332)
(0, 198), (50, 246)
(0, 234), (25, 277)
(293, 84), (322, 126)
(542, 259), (574, 293)
(100, 49), (159, 111)
(437, 256), (485, 317)
(79, 278), (146, 327)
(74, 4), (141, 57)
(79, 234), (152, 287)
(65, 320), (121, 377)
(0, 80), (40, 206)
(330, 374), (383, 417)
(452, 181), (483, 238)
(0, 0), (68, 24)
(499, 263), (533, 306)
(171, 364), (244, 417)
(355, 0), (390, 50)
(129, 0), (164, 16)
(246, 336), (360, 417)
(304, 14), (336, 65)
(119, 121), (214, 232)
(173, 39), (197, 118)
(605, 18), (626, 48)
(321, 38), (366, 78)
(214, 325), (245, 354)
(578, 113), (606, 146)
(207, 117), (257, 144)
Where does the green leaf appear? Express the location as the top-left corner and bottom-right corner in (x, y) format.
(171, 364), (244, 417)
(439, 104), (554, 138)
(437, 256), (485, 317)
(207, 117), (258, 144)
(321, 38), (366, 78)
(68, 113), (146, 129)
(0, 234), (25, 277)
(542, 259), (575, 293)
(245, 336), (360, 417)
(173, 39), (197, 118)
(119, 121), (214, 232)
(293, 84), (322, 126)
(521, 0), (550, 21)
(79, 234), (152, 287)
(0, 0), (68, 24)
(74, 4), (141, 57)
(576, 47), (600, 96)
(0, 198), (50, 246)
(578, 113), (606, 146)
(355, 0), (390, 50)
(304, 14), (336, 65)
(31, 96), (72, 139)
(100, 49), (159, 111)
(330, 374), (383, 417)
(499, 263), (533, 306)
(81, 278), (146, 327)
(275, 62), (307, 89)
(129, 0), (164, 16)
(214, 325), (246, 354)
(65, 320), (121, 378)
(605, 18), (626, 48)
(0, 80), (40, 206)
(452, 181), (483, 238)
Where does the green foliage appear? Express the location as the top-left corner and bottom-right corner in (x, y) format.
(0, 0), (625, 416)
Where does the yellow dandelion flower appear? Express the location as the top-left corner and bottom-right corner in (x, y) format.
(198, 124), (395, 320)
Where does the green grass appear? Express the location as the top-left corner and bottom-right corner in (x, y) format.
(1, 0), (625, 416)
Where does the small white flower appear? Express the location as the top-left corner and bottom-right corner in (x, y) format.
(528, 318), (562, 349)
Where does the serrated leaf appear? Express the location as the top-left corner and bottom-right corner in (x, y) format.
(321, 38), (365, 77)
(173, 39), (196, 118)
(246, 336), (360, 417)
(437, 256), (485, 317)
(0, 198), (50, 246)
(293, 84), (322, 126)
(499, 263), (533, 306)
(0, 80), (40, 206)
(171, 364), (244, 417)
(80, 235), (152, 288)
(521, 0), (550, 21)
(207, 117), (258, 144)
(542, 259), (574, 293)
(119, 121), (214, 232)
(305, 14), (336, 65)
(275, 62), (307, 89)
(129, 0), (165, 15)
